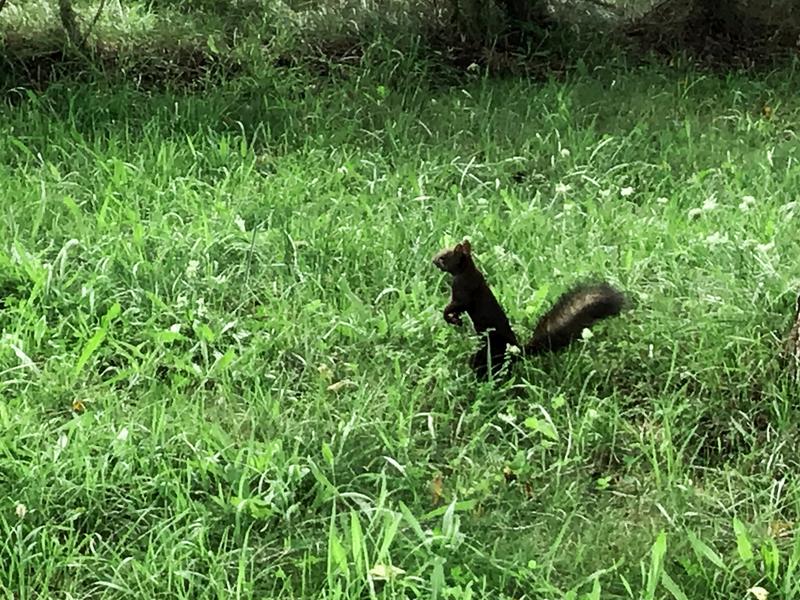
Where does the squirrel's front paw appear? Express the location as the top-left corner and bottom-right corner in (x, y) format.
(444, 312), (463, 326)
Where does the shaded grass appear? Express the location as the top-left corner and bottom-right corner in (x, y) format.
(2, 45), (800, 598)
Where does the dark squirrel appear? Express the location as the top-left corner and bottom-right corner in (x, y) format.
(432, 239), (625, 379)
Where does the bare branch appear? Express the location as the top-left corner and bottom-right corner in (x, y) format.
(80, 0), (108, 47)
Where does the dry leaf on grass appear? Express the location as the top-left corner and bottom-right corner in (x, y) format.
(748, 586), (769, 600)
(327, 379), (355, 392)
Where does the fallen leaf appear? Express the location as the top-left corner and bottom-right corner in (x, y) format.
(523, 482), (534, 499)
(431, 474), (444, 505)
(748, 586), (769, 600)
(327, 379), (355, 392)
(369, 564), (405, 581)
(768, 520), (793, 539)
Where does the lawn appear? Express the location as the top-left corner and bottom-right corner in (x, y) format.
(2, 37), (800, 598)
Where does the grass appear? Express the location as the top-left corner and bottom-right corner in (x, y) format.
(2, 29), (800, 597)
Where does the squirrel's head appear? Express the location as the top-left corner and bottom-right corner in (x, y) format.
(432, 239), (472, 274)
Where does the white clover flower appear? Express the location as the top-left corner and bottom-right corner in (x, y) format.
(705, 232), (729, 246)
(620, 186), (634, 197)
(185, 260), (200, 278)
(15, 503), (27, 519)
(702, 195), (718, 211)
(196, 297), (207, 317)
(739, 195), (756, 211)
(560, 148), (571, 158)
(756, 241), (775, 253)
(656, 197), (668, 204)
(555, 182), (570, 195)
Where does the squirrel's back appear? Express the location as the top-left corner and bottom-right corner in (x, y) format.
(524, 282), (625, 355)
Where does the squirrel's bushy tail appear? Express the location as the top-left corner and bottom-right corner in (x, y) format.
(523, 282), (625, 356)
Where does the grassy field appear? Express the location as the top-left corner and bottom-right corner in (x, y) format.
(2, 34), (800, 598)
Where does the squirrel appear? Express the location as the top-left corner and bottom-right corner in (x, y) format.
(432, 239), (626, 379)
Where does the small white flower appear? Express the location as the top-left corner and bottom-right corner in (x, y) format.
(336, 165), (348, 174)
(185, 260), (200, 279)
(702, 195), (718, 211)
(467, 62), (479, 72)
(234, 214), (246, 232)
(555, 182), (570, 195)
(620, 186), (634, 197)
(581, 327), (594, 340)
(560, 148), (571, 158)
(15, 503), (27, 519)
(116, 427), (129, 442)
(656, 197), (668, 204)
(739, 195), (756, 211)
(169, 323), (181, 334)
(756, 241), (775, 253)
(705, 232), (729, 246)
(232, 330), (251, 342)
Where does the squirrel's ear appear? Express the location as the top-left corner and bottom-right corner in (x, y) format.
(461, 239), (471, 254)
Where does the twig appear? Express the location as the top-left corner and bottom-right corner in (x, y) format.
(80, 0), (108, 47)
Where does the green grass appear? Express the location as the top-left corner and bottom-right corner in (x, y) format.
(2, 43), (800, 598)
